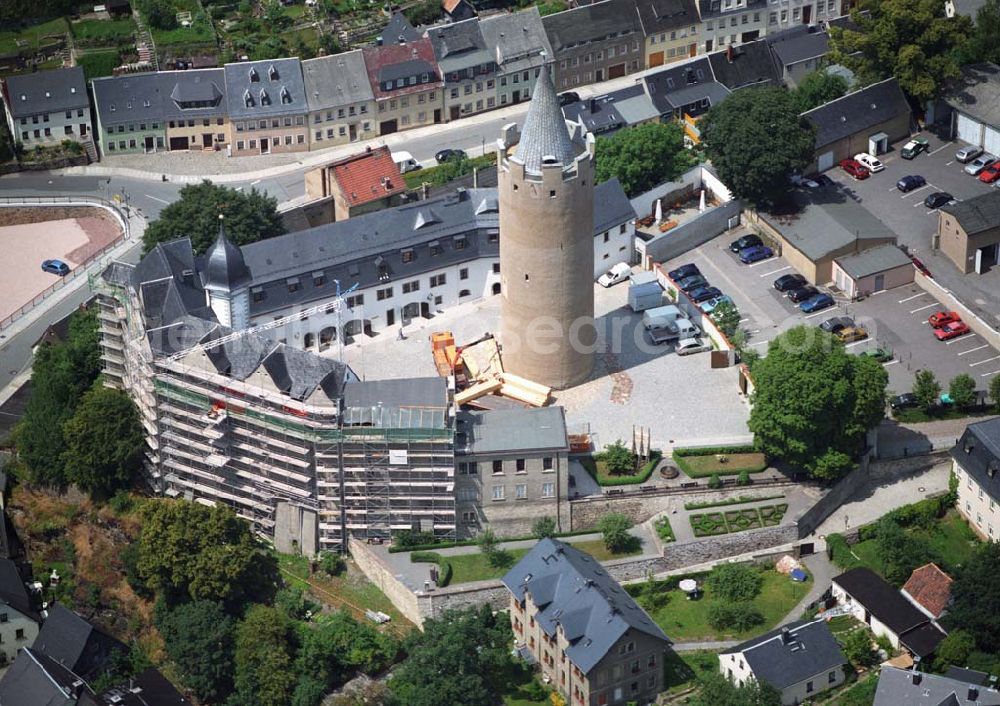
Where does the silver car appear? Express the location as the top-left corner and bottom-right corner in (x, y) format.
(675, 337), (710, 356)
(964, 153), (998, 175)
(956, 144), (984, 163)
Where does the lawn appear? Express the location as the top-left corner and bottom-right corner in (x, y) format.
(77, 50), (121, 80)
(70, 18), (136, 46)
(690, 503), (788, 536)
(673, 451), (768, 478)
(0, 17), (69, 56)
(631, 569), (810, 641)
(662, 649), (718, 694)
(152, 22), (215, 49)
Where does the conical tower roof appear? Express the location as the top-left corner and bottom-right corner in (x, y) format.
(202, 219), (252, 291)
(512, 68), (578, 173)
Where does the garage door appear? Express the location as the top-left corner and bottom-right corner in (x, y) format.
(984, 125), (1000, 156)
(817, 151), (834, 172)
(956, 112), (982, 146)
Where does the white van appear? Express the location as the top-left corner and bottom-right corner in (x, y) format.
(392, 150), (422, 174)
(642, 304), (682, 330)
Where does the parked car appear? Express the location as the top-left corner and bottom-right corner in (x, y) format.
(934, 321), (971, 340)
(956, 144), (984, 163)
(896, 175), (927, 192)
(676, 337), (710, 356)
(668, 263), (700, 281)
(861, 347), (893, 363)
(41, 259), (70, 276)
(964, 153), (997, 176)
(790, 174), (820, 188)
(434, 148), (466, 164)
(699, 294), (734, 314)
(901, 137), (930, 159)
(597, 262), (632, 287)
(788, 285), (819, 303)
(979, 162), (1000, 183)
(854, 153), (885, 173)
(840, 158), (870, 180)
(688, 286), (723, 303)
(729, 233), (762, 253)
(924, 192), (954, 209)
(799, 292), (835, 313)
(928, 310), (962, 328)
(836, 326), (868, 343)
(558, 91), (580, 107)
(819, 316), (854, 333)
(678, 274), (709, 291)
(739, 245), (774, 264)
(890, 392), (918, 410)
(774, 273), (807, 292)
(813, 174), (835, 187)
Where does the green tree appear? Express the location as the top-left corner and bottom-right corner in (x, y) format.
(710, 300), (741, 339)
(963, 0), (1000, 64)
(137, 500), (278, 608)
(390, 605), (514, 706)
(947, 542), (1000, 652)
(233, 605), (297, 706)
(61, 385), (144, 498)
(404, 0), (440, 25)
(594, 122), (696, 197)
(991, 373), (1000, 413)
(872, 519), (938, 585)
(913, 369), (942, 412)
(949, 373), (978, 410)
(598, 513), (634, 554)
(155, 600), (236, 702)
(296, 612), (396, 692)
(532, 515), (557, 539)
(792, 70), (850, 112)
(842, 628), (877, 666)
(706, 563), (763, 602)
(706, 602), (764, 632)
(143, 181), (285, 255)
(477, 528), (511, 568)
(601, 440), (637, 475)
(828, 0), (972, 102)
(933, 630), (975, 673)
(138, 0), (179, 29)
(318, 551), (345, 576)
(690, 672), (782, 706)
(748, 326), (888, 481)
(700, 88), (816, 206)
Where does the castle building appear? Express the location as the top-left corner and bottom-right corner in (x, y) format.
(498, 67), (597, 390)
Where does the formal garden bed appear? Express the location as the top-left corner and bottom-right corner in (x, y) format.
(690, 503), (788, 537)
(684, 493), (784, 511)
(579, 440), (662, 486)
(672, 445), (768, 478)
(654, 516), (675, 543)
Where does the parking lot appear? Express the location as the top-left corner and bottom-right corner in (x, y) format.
(665, 229), (1000, 395)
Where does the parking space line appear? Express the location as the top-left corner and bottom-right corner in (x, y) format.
(946, 160), (955, 166)
(882, 360), (899, 367)
(845, 340), (868, 348)
(958, 344), (989, 356)
(759, 265), (790, 277)
(946, 334), (977, 345)
(898, 293), (925, 303)
(910, 303), (937, 313)
(804, 308), (837, 319)
(750, 340), (770, 347)
(748, 258), (779, 268)
(982, 369), (1000, 378)
(929, 144), (950, 156)
(970, 355), (1000, 367)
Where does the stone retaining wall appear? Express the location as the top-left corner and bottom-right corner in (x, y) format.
(662, 524), (800, 570)
(348, 538), (423, 627)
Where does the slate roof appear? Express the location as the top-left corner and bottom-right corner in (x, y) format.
(723, 619), (846, 691)
(766, 27), (830, 67)
(479, 8), (553, 76)
(341, 378), (449, 429)
(541, 0), (641, 53)
(512, 67), (581, 172)
(834, 244), (913, 279)
(943, 667), (991, 686)
(329, 145), (406, 207)
(427, 18), (493, 74)
(4, 67), (88, 118)
(641, 57), (722, 115)
(223, 58), (307, 119)
(562, 84), (644, 134)
(456, 407), (568, 454)
(945, 63), (1000, 128)
(33, 603), (127, 680)
(0, 648), (90, 706)
(698, 0), (766, 19)
(83, 667), (192, 706)
(902, 563), (953, 620)
(940, 189), (1000, 236)
(503, 539), (671, 674)
(202, 223), (252, 291)
(362, 38), (442, 98)
(90, 74), (166, 126)
(708, 40), (782, 91)
(301, 50), (374, 112)
(951, 0), (989, 19)
(0, 556), (37, 621)
(802, 77), (911, 149)
(593, 177), (636, 233)
(635, 0), (700, 36)
(875, 667), (1000, 706)
(951, 417), (1000, 503)
(379, 13), (422, 44)
(158, 68), (227, 121)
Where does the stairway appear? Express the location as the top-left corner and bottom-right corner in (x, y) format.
(132, 7), (158, 71)
(82, 138), (99, 163)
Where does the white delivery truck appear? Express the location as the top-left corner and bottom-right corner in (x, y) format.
(391, 150), (422, 173)
(629, 270), (658, 286)
(642, 304), (682, 330)
(628, 281), (664, 312)
(648, 318), (701, 345)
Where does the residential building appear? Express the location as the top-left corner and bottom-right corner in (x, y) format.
(32, 604), (126, 681)
(302, 50), (377, 148)
(944, 63), (1000, 155)
(801, 77), (912, 173)
(831, 244), (915, 298)
(875, 667), (1000, 706)
(442, 0), (476, 22)
(455, 407), (570, 537)
(952, 416), (1000, 539)
(1, 67), (91, 149)
(159, 68), (229, 152)
(304, 145), (407, 220)
(91, 74), (166, 155)
(0, 558), (40, 665)
(642, 56), (729, 121)
(427, 18), (498, 120)
(363, 37), (444, 135)
(637, 0), (701, 69)
(224, 58), (309, 156)
(479, 7), (553, 107)
(503, 539), (673, 706)
(901, 563), (952, 625)
(944, 667), (993, 685)
(764, 26), (830, 87)
(946, 0), (988, 20)
(831, 568), (947, 660)
(81, 668), (192, 706)
(379, 13), (422, 45)
(767, 0), (842, 30)
(938, 190), (1000, 275)
(544, 0), (645, 91)
(707, 39), (782, 91)
(0, 647), (93, 706)
(561, 84), (660, 135)
(697, 0), (767, 53)
(719, 620), (847, 705)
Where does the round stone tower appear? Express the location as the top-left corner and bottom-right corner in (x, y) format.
(497, 68), (596, 390)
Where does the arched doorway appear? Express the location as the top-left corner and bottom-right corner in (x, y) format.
(343, 319), (373, 339)
(402, 302), (421, 321)
(491, 282), (501, 295)
(303, 332), (316, 350)
(319, 326), (337, 351)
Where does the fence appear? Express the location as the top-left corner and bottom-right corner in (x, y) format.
(0, 195), (131, 331)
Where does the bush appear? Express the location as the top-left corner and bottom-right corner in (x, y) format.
(706, 564), (763, 602)
(707, 602), (764, 632)
(654, 517), (675, 543)
(318, 551), (344, 576)
(708, 473), (722, 489)
(827, 533), (860, 570)
(842, 628), (876, 667)
(394, 530), (439, 549)
(598, 440), (637, 476)
(532, 516), (556, 539)
(737, 470), (751, 486)
(598, 513), (634, 554)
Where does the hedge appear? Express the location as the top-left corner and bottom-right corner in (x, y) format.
(409, 551), (453, 587)
(684, 494), (785, 511)
(387, 527), (598, 553)
(827, 532), (860, 570)
(673, 445), (758, 457)
(588, 450), (663, 487)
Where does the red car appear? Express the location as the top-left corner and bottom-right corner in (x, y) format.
(928, 310), (962, 328)
(934, 321), (971, 340)
(979, 163), (1000, 183)
(840, 159), (870, 180)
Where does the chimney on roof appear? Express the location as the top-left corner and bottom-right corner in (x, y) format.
(969, 686), (980, 702)
(780, 627), (791, 644)
(366, 144), (373, 152)
(589, 97), (597, 112)
(911, 672), (922, 686)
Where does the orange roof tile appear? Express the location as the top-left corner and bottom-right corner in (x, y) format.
(902, 563), (953, 619)
(330, 146), (407, 208)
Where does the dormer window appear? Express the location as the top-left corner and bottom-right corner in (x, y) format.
(244, 90), (254, 107)
(375, 255), (389, 281)
(110, 103), (116, 111)
(249, 67), (259, 82)
(143, 99), (151, 107)
(268, 64), (279, 81)
(19, 95), (26, 101)
(280, 86), (291, 104)
(286, 276), (300, 293)
(965, 437), (976, 454)
(260, 89), (270, 106)
(70, 87), (76, 94)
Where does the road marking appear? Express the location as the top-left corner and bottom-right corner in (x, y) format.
(982, 369), (1000, 378)
(947, 333), (977, 345)
(882, 360), (899, 366)
(845, 339), (869, 348)
(946, 160), (955, 166)
(751, 340), (770, 346)
(929, 144), (950, 156)
(910, 303), (937, 313)
(251, 179), (261, 186)
(748, 258), (778, 268)
(739, 317), (749, 323)
(958, 344), (990, 356)
(144, 194), (170, 204)
(803, 308), (836, 319)
(970, 355), (1000, 366)
(887, 186), (897, 192)
(898, 293), (925, 303)
(759, 265), (790, 277)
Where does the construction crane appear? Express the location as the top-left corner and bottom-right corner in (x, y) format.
(164, 280), (359, 363)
